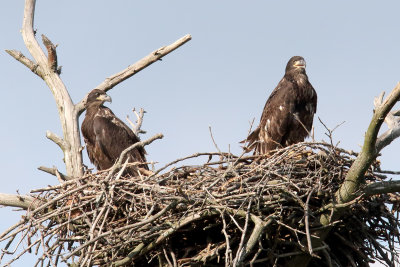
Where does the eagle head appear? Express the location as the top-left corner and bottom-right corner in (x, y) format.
(285, 56), (306, 73)
(86, 89), (112, 107)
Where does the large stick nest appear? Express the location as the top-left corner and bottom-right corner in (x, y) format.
(1, 142), (400, 266)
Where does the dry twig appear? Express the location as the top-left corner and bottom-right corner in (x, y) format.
(1, 142), (399, 266)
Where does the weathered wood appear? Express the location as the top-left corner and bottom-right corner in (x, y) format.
(0, 193), (39, 210)
(5, 50), (44, 78)
(21, 0), (83, 178)
(75, 34), (192, 115)
(375, 85), (400, 152)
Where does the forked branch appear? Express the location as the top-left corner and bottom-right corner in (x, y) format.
(18, 0), (83, 178)
(374, 90), (400, 152)
(335, 82), (400, 204)
(127, 108), (147, 135)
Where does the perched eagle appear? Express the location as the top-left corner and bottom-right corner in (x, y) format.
(81, 89), (148, 174)
(244, 56), (317, 154)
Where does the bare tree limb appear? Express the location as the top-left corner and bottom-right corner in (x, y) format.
(305, 189), (315, 256)
(233, 199), (252, 266)
(374, 90), (400, 153)
(335, 82), (400, 204)
(127, 108), (147, 135)
(37, 166), (70, 181)
(21, 0), (83, 178)
(0, 193), (40, 210)
(96, 34), (191, 92)
(5, 50), (44, 78)
(75, 34), (192, 114)
(377, 128), (400, 152)
(45, 130), (67, 151)
(242, 215), (274, 261)
(362, 180), (400, 197)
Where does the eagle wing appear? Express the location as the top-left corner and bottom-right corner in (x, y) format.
(92, 111), (148, 170)
(245, 78), (297, 154)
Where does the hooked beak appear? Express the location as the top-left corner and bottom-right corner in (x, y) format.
(293, 59), (306, 69)
(97, 94), (112, 103)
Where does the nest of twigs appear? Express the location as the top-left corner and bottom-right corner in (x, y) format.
(1, 142), (400, 266)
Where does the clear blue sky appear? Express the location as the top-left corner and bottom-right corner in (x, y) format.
(1, 1), (399, 266)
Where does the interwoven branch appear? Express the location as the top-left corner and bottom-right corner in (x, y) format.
(1, 142), (399, 266)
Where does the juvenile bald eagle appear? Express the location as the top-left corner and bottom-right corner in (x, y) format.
(81, 89), (148, 174)
(244, 56), (317, 154)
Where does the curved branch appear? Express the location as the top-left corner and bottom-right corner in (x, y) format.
(21, 0), (48, 68)
(19, 0), (191, 179)
(46, 130), (67, 151)
(376, 128), (400, 153)
(374, 89), (400, 153)
(335, 82), (400, 204)
(288, 83), (400, 267)
(242, 215), (274, 261)
(75, 34), (192, 115)
(21, 0), (83, 178)
(119, 133), (163, 164)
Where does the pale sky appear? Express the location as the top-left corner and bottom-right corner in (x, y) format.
(1, 1), (399, 266)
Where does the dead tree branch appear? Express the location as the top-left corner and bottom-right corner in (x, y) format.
(45, 130), (67, 151)
(95, 34), (191, 92)
(37, 166), (70, 181)
(19, 0), (83, 178)
(127, 108), (147, 135)
(75, 34), (192, 115)
(2, 142), (399, 266)
(375, 90), (400, 152)
(5, 50), (44, 78)
(0, 193), (40, 210)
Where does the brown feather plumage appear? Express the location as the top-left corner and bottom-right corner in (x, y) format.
(244, 56), (317, 154)
(81, 90), (148, 175)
